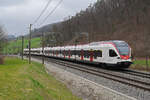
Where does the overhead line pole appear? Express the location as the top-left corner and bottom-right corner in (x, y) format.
(42, 32), (44, 65)
(29, 24), (32, 64)
(22, 36), (24, 60)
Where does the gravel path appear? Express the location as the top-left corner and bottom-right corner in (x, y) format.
(30, 57), (136, 100)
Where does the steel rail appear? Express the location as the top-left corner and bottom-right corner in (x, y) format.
(47, 58), (150, 92)
(31, 55), (150, 91)
(122, 69), (150, 78)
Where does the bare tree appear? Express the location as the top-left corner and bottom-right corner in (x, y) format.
(0, 25), (6, 64)
(0, 26), (5, 51)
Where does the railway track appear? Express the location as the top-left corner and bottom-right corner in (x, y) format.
(33, 56), (150, 92)
(122, 69), (150, 79)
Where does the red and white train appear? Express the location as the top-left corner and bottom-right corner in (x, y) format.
(24, 40), (132, 68)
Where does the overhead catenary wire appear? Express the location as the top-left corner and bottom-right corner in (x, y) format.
(39, 0), (63, 26)
(32, 0), (52, 25)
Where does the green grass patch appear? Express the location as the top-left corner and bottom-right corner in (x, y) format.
(0, 57), (81, 100)
(3, 37), (41, 54)
(131, 59), (150, 71)
(133, 59), (150, 66)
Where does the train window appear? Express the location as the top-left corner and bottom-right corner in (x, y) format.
(81, 50), (84, 57)
(68, 50), (71, 56)
(50, 51), (52, 54)
(78, 51), (80, 57)
(70, 51), (72, 56)
(67, 50), (69, 56)
(109, 49), (117, 57)
(73, 50), (76, 55)
(76, 50), (80, 57)
(97, 50), (102, 57)
(71, 50), (74, 56)
(93, 50), (102, 59)
(86, 51), (89, 58)
(83, 51), (85, 57)
(86, 51), (90, 58)
(63, 50), (65, 56)
(76, 51), (78, 56)
(94, 51), (97, 59)
(56, 50), (58, 55)
(72, 51), (74, 55)
(84, 51), (88, 58)
(64, 50), (66, 56)
(69, 50), (72, 56)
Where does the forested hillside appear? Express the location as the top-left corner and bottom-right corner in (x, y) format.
(32, 0), (150, 57)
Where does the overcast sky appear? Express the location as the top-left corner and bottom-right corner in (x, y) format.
(0, 0), (97, 36)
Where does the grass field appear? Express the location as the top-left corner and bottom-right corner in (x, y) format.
(0, 57), (81, 100)
(133, 59), (150, 66)
(131, 59), (150, 71)
(3, 37), (41, 54)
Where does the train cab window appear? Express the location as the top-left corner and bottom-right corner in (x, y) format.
(109, 49), (117, 57)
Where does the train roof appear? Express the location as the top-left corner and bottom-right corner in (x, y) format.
(89, 40), (126, 45)
(24, 40), (129, 51)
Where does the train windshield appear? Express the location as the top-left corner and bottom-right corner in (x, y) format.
(113, 41), (130, 55)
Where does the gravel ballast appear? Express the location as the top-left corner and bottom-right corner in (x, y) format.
(30, 58), (136, 100)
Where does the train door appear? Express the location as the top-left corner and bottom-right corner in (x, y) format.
(53, 51), (54, 56)
(55, 50), (57, 56)
(81, 49), (84, 60)
(64, 50), (65, 58)
(60, 49), (62, 57)
(48, 50), (50, 56)
(90, 49), (93, 62)
(69, 50), (71, 59)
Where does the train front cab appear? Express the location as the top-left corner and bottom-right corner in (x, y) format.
(105, 42), (132, 68)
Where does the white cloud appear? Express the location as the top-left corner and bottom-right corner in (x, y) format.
(0, 0), (28, 7)
(0, 0), (97, 36)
